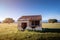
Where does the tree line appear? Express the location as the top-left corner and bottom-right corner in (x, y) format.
(0, 18), (15, 24)
(0, 18), (58, 23)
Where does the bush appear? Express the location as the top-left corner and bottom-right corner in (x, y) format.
(3, 18), (15, 23)
(48, 19), (58, 23)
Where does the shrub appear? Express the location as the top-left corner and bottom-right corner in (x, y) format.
(48, 19), (58, 23)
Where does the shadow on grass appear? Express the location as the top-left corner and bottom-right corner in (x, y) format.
(27, 28), (60, 33)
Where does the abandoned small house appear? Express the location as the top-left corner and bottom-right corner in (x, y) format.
(18, 15), (42, 31)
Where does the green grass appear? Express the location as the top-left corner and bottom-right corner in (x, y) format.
(0, 23), (60, 40)
(0, 30), (60, 40)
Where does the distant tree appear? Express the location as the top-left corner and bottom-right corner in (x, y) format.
(0, 22), (1, 23)
(48, 19), (58, 23)
(3, 18), (15, 24)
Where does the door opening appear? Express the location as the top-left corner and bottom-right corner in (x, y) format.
(21, 23), (27, 30)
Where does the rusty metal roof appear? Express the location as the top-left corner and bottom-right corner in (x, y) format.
(18, 15), (42, 21)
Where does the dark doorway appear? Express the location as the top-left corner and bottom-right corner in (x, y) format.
(21, 23), (27, 30)
(31, 20), (40, 26)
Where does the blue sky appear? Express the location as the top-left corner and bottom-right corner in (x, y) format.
(0, 0), (60, 21)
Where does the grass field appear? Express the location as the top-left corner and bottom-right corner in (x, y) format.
(42, 23), (60, 28)
(0, 23), (60, 40)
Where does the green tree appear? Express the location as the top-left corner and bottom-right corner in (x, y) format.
(48, 19), (58, 23)
(3, 18), (15, 23)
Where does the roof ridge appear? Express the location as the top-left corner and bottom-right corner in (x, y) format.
(22, 15), (41, 17)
